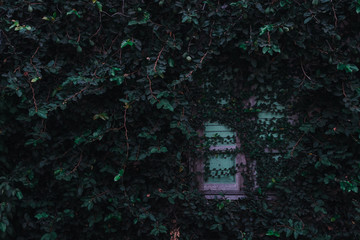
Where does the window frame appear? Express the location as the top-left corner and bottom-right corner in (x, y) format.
(194, 122), (247, 199)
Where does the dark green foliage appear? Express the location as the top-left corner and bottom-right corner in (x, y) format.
(0, 0), (359, 239)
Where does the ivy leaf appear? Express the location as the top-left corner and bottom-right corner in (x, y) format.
(156, 99), (174, 111)
(16, 191), (23, 200)
(0, 222), (6, 232)
(121, 39), (134, 48)
(304, 17), (312, 24)
(37, 109), (48, 119)
(110, 76), (124, 85)
(96, 1), (103, 12)
(337, 63), (359, 73)
(150, 146), (168, 154)
(66, 9), (82, 18)
(114, 169), (124, 181)
(40, 232), (57, 240)
(35, 212), (49, 220)
(168, 58), (174, 67)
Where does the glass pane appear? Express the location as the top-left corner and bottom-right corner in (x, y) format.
(204, 122), (236, 146)
(206, 154), (236, 183)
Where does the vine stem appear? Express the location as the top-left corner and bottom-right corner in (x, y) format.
(62, 86), (88, 104)
(28, 80), (38, 112)
(30, 46), (40, 77)
(67, 152), (83, 175)
(342, 81), (347, 98)
(154, 46), (165, 72)
(147, 75), (159, 101)
(124, 105), (129, 159)
(291, 133), (305, 157)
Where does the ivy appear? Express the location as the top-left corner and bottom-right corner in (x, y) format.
(0, 0), (360, 239)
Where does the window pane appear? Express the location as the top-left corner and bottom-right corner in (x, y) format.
(206, 154), (236, 183)
(204, 122), (236, 146)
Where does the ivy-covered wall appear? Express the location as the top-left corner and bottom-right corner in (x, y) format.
(1, 0), (360, 239)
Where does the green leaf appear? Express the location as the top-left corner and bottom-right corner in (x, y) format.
(66, 9), (82, 18)
(239, 42), (247, 50)
(356, 6), (360, 14)
(337, 63), (359, 73)
(114, 169), (125, 181)
(36, 109), (48, 119)
(41, 232), (57, 240)
(168, 197), (175, 204)
(262, 47), (268, 54)
(0, 222), (6, 232)
(304, 17), (312, 24)
(156, 99), (174, 111)
(150, 146), (168, 154)
(96, 1), (103, 11)
(110, 76), (124, 85)
(168, 58), (174, 67)
(209, 224), (218, 230)
(16, 191), (23, 200)
(121, 39), (134, 48)
(35, 212), (49, 220)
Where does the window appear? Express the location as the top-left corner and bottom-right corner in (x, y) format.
(193, 98), (287, 199)
(195, 122), (246, 199)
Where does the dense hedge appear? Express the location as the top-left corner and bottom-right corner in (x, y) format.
(1, 0), (360, 239)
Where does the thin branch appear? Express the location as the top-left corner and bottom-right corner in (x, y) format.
(30, 46), (40, 77)
(28, 80), (38, 112)
(90, 190), (110, 202)
(67, 152), (83, 175)
(342, 81), (347, 98)
(291, 133), (305, 157)
(300, 61), (311, 81)
(154, 46), (165, 72)
(208, 22), (214, 46)
(186, 51), (209, 77)
(147, 75), (158, 101)
(200, 51), (208, 64)
(90, 25), (102, 39)
(331, 0), (338, 28)
(76, 28), (81, 42)
(62, 86), (88, 104)
(124, 104), (129, 159)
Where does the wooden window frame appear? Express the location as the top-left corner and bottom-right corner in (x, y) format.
(194, 123), (247, 200)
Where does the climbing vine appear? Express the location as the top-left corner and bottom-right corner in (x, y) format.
(0, 0), (359, 239)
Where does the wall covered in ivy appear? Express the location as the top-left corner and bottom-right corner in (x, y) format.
(1, 0), (359, 239)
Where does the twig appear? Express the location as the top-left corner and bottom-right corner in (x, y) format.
(147, 75), (158, 101)
(331, 0), (338, 28)
(76, 28), (81, 42)
(67, 152), (83, 175)
(208, 22), (214, 46)
(186, 51), (209, 77)
(154, 46), (165, 72)
(28, 80), (38, 112)
(342, 81), (347, 98)
(90, 25), (102, 39)
(290, 133), (305, 157)
(300, 61), (311, 81)
(62, 86), (88, 104)
(124, 104), (129, 159)
(30, 46), (40, 77)
(90, 190), (110, 202)
(200, 51), (208, 64)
